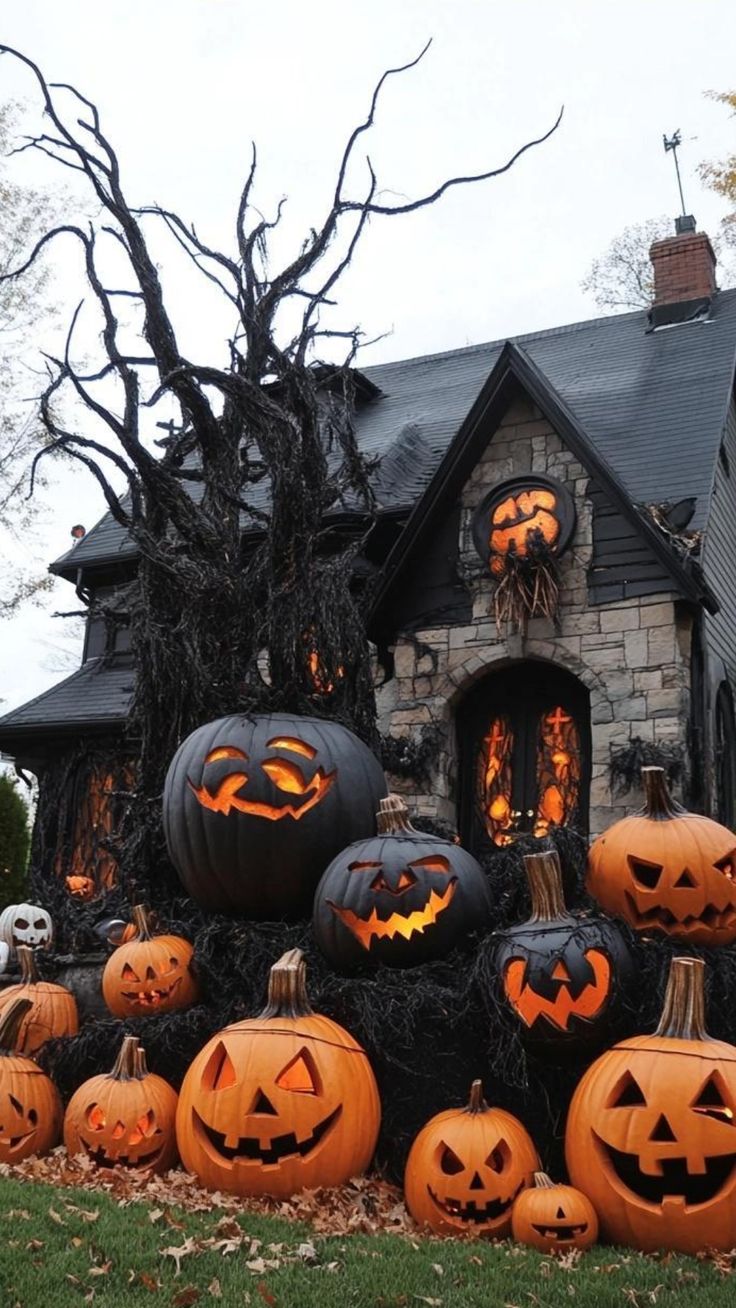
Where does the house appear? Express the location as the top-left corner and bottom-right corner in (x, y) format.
(2, 216), (736, 887)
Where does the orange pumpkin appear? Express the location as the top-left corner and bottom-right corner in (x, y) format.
(404, 1079), (540, 1238)
(0, 946), (78, 1054)
(588, 767), (736, 946)
(566, 956), (736, 1254)
(176, 948), (381, 1197)
(64, 1035), (178, 1173)
(101, 905), (199, 1017)
(511, 1171), (598, 1252)
(65, 875), (95, 901)
(0, 997), (62, 1163)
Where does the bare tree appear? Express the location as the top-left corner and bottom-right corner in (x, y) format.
(0, 42), (561, 902)
(581, 217), (674, 313)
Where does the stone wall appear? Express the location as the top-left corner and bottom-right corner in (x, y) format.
(375, 395), (693, 837)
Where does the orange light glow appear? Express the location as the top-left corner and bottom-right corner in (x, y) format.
(504, 949), (611, 1032)
(189, 761), (335, 820)
(276, 1052), (318, 1094)
(87, 1105), (106, 1130)
(478, 717), (515, 845)
(265, 736), (317, 760)
(330, 881), (457, 949)
(488, 488), (561, 576)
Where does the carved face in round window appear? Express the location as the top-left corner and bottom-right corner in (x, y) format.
(472, 476), (576, 578)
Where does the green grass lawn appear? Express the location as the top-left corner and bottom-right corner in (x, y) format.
(0, 1174), (733, 1307)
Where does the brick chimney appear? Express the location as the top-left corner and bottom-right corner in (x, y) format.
(649, 215), (717, 326)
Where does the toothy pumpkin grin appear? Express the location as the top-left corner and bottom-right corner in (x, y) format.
(192, 1103), (342, 1165)
(2, 1127), (36, 1151)
(623, 893), (736, 935)
(78, 1137), (165, 1169)
(427, 1181), (522, 1223)
(328, 880), (457, 948)
(120, 976), (182, 1008)
(531, 1221), (589, 1240)
(594, 1132), (736, 1207)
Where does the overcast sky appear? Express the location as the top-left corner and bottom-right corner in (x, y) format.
(1, 0), (736, 727)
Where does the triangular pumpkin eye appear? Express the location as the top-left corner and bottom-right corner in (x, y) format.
(627, 857), (662, 889)
(122, 963), (139, 982)
(485, 1140), (510, 1173)
(439, 1143), (464, 1175)
(693, 1075), (735, 1124)
(715, 853), (736, 880)
(202, 1041), (238, 1091)
(276, 1049), (319, 1094)
(86, 1104), (106, 1130)
(610, 1073), (647, 1107)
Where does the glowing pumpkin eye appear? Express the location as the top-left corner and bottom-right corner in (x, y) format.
(86, 1105), (106, 1131)
(262, 759), (309, 794)
(129, 1110), (156, 1144)
(693, 1075), (735, 1125)
(439, 1144), (464, 1175)
(111, 1120), (126, 1140)
(715, 853), (736, 880)
(8, 1095), (23, 1115)
(610, 1073), (647, 1107)
(347, 861), (383, 873)
(205, 746), (248, 763)
(485, 1141), (509, 1173)
(202, 1041), (238, 1091)
(122, 964), (139, 982)
(276, 1050), (319, 1094)
(627, 857), (662, 890)
(266, 736), (317, 760)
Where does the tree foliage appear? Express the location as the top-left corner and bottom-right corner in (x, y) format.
(581, 216), (674, 312)
(0, 42), (560, 908)
(0, 772), (30, 908)
(699, 89), (736, 253)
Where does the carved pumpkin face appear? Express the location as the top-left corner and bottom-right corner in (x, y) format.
(0, 997), (62, 1164)
(164, 713), (387, 916)
(566, 958), (736, 1253)
(313, 797), (491, 969)
(176, 950), (381, 1197)
(511, 1172), (598, 1252)
(588, 768), (736, 946)
(494, 851), (632, 1049)
(102, 906), (199, 1018)
(404, 1081), (540, 1238)
(64, 1037), (178, 1173)
(0, 902), (53, 955)
(489, 489), (560, 576)
(66, 875), (95, 901)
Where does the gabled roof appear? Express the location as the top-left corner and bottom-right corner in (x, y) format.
(50, 289), (736, 582)
(0, 658), (133, 745)
(370, 341), (718, 633)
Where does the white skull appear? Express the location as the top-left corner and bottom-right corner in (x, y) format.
(0, 903), (54, 956)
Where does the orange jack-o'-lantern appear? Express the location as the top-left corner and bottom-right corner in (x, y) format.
(404, 1080), (540, 1238)
(176, 949), (380, 1197)
(64, 1036), (178, 1173)
(163, 713), (387, 916)
(566, 957), (736, 1254)
(472, 476), (576, 580)
(511, 1171), (599, 1252)
(0, 997), (62, 1163)
(588, 768), (736, 946)
(102, 905), (199, 1018)
(0, 946), (78, 1055)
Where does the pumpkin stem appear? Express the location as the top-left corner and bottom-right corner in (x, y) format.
(0, 996), (33, 1055)
(130, 904), (153, 940)
(640, 767), (686, 820)
(523, 850), (567, 921)
(465, 1079), (490, 1114)
(134, 1045), (150, 1080)
(16, 945), (40, 985)
(109, 1035), (140, 1081)
(654, 956), (709, 1040)
(259, 949), (314, 1019)
(376, 794), (419, 836)
(533, 1171), (556, 1189)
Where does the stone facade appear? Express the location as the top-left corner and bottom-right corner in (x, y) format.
(375, 395), (693, 837)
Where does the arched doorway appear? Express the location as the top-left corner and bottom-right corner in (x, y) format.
(457, 662), (591, 853)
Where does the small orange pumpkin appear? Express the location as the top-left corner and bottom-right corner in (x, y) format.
(566, 956), (736, 1254)
(511, 1171), (598, 1252)
(0, 946), (78, 1054)
(0, 997), (62, 1163)
(65, 875), (96, 901)
(404, 1079), (540, 1238)
(64, 1035), (178, 1173)
(588, 767), (736, 946)
(101, 905), (199, 1017)
(176, 948), (381, 1197)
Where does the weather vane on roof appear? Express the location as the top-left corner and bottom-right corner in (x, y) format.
(663, 129), (688, 217)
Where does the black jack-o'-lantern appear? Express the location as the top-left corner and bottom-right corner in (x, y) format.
(313, 795), (492, 969)
(588, 767), (736, 946)
(163, 713), (387, 917)
(404, 1079), (540, 1238)
(493, 850), (633, 1050)
(566, 957), (736, 1254)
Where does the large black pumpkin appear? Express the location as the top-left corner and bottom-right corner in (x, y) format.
(493, 849), (633, 1050)
(163, 713), (387, 917)
(313, 795), (492, 969)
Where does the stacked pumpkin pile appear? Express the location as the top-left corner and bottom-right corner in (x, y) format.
(3, 711), (736, 1260)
